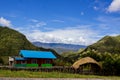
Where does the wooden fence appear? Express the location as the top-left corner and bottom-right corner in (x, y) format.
(0, 66), (101, 75)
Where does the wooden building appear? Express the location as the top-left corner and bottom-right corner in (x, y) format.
(13, 50), (56, 67)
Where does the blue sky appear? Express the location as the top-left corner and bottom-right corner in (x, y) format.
(0, 0), (120, 45)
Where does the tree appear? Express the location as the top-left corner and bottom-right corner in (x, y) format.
(0, 57), (3, 65)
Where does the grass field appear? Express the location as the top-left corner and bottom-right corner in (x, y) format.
(0, 70), (120, 79)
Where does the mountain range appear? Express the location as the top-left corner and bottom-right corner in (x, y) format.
(33, 42), (86, 53)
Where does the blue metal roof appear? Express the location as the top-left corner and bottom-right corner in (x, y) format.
(20, 50), (56, 59)
(15, 57), (26, 60)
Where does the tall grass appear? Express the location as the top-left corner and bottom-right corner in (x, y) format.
(0, 70), (120, 79)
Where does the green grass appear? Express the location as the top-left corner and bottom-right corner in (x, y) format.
(0, 70), (120, 79)
(1, 56), (9, 64)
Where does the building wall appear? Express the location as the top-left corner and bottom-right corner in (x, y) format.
(9, 57), (14, 66)
(38, 58), (53, 66)
(15, 58), (53, 67)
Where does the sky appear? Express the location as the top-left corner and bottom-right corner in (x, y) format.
(0, 0), (120, 45)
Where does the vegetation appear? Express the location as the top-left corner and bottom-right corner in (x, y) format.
(61, 35), (120, 76)
(88, 35), (120, 54)
(62, 49), (120, 76)
(0, 26), (62, 64)
(0, 27), (38, 56)
(0, 70), (120, 79)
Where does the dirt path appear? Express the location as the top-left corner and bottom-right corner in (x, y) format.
(0, 78), (109, 80)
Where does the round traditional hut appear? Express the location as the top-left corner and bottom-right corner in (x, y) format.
(72, 57), (102, 74)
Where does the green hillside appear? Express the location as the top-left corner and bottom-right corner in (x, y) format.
(0, 26), (38, 56)
(62, 35), (120, 61)
(61, 35), (120, 75)
(88, 35), (120, 54)
(0, 26), (62, 64)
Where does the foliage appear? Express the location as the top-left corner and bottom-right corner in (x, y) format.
(0, 26), (62, 64)
(61, 49), (85, 63)
(88, 35), (120, 54)
(61, 35), (120, 75)
(61, 51), (77, 63)
(79, 50), (120, 76)
(102, 53), (120, 75)
(0, 57), (4, 65)
(79, 49), (102, 61)
(0, 70), (120, 79)
(79, 51), (120, 75)
(0, 27), (38, 56)
(0, 56), (9, 65)
(53, 59), (72, 66)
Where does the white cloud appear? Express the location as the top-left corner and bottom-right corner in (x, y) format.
(35, 22), (46, 27)
(28, 19), (47, 28)
(30, 19), (39, 22)
(20, 25), (99, 45)
(29, 21), (47, 28)
(0, 17), (11, 27)
(107, 0), (120, 12)
(96, 16), (120, 36)
(97, 16), (120, 26)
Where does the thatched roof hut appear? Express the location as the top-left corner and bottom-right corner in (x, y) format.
(72, 57), (101, 69)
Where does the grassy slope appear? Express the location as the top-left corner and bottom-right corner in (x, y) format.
(88, 35), (120, 54)
(0, 27), (62, 64)
(0, 70), (120, 79)
(0, 27), (38, 56)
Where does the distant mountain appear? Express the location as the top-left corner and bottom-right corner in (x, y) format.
(32, 42), (86, 53)
(87, 35), (120, 54)
(0, 26), (62, 64)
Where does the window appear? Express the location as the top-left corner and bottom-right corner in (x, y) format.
(21, 61), (26, 64)
(32, 59), (37, 64)
(46, 59), (51, 63)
